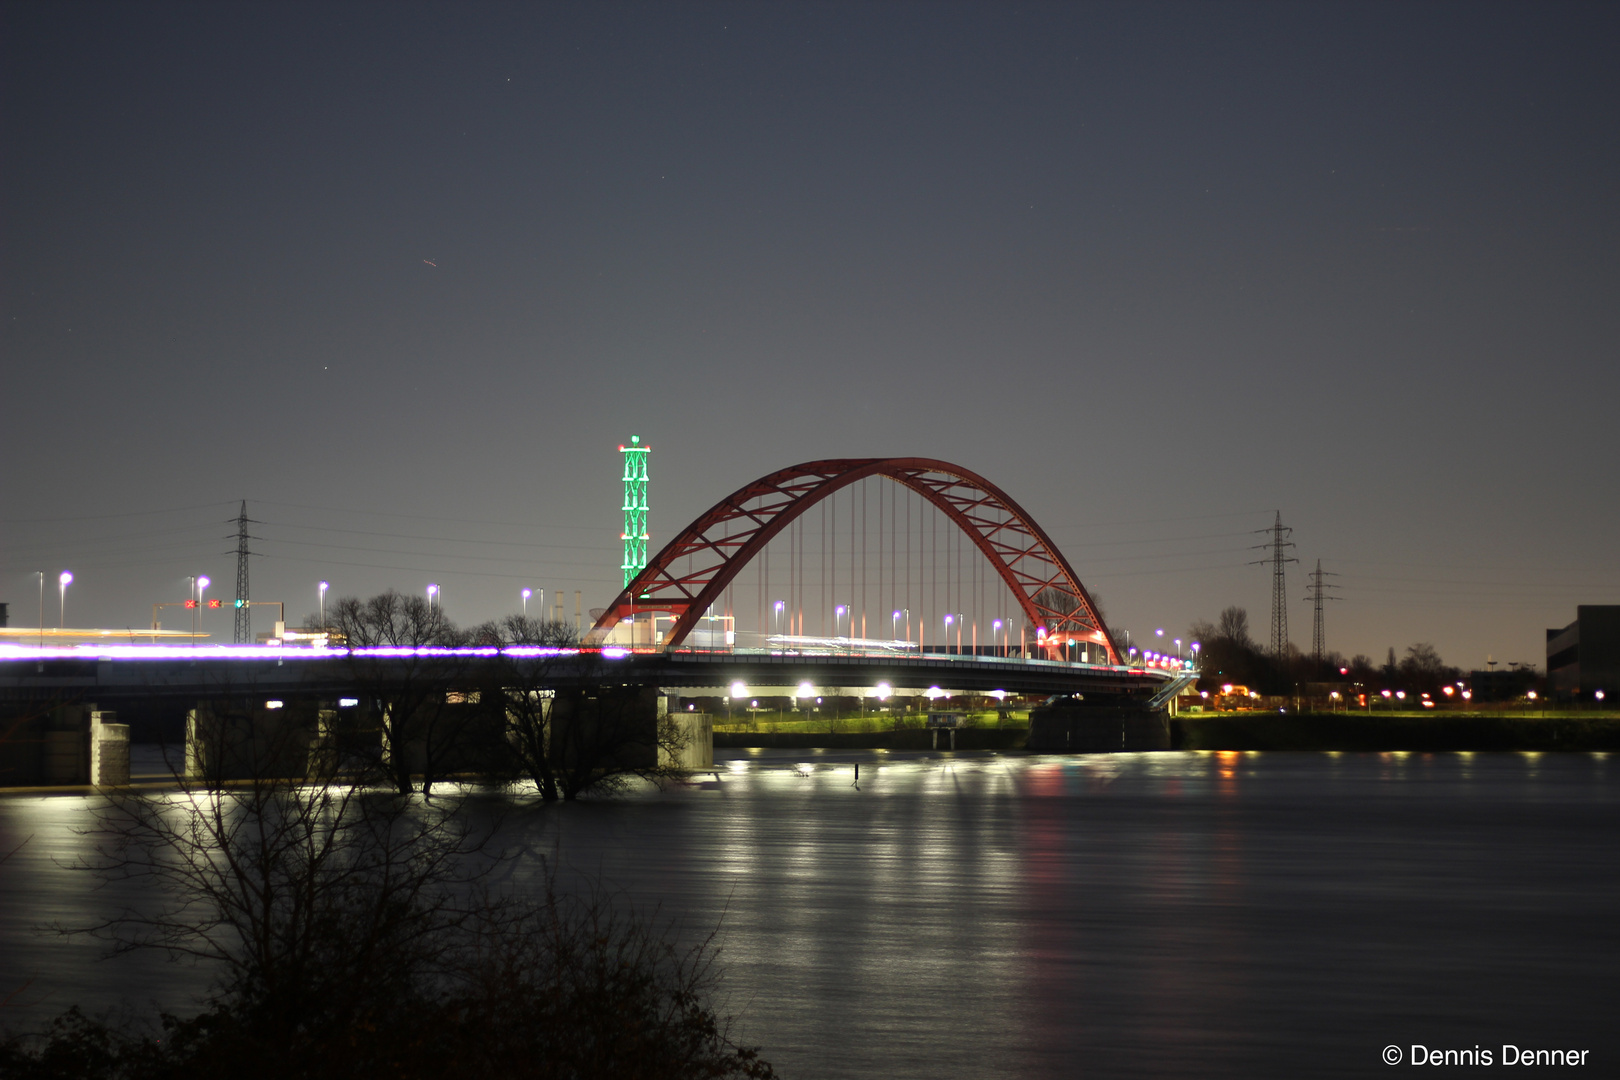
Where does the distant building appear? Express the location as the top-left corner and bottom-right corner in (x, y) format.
(1546, 606), (1620, 701)
(1468, 667), (1536, 702)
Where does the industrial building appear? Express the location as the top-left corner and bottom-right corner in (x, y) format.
(1546, 605), (1620, 701)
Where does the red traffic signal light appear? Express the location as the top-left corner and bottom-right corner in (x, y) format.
(184, 599), (197, 609)
(207, 599), (222, 608)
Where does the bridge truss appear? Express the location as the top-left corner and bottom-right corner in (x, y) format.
(589, 458), (1119, 662)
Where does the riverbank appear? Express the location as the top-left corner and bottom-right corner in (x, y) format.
(1173, 711), (1620, 751)
(714, 728), (1028, 750)
(715, 712), (1620, 752)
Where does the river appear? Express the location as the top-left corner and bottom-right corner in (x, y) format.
(2, 747), (1616, 1077)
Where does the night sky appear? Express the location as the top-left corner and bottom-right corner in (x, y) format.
(3, 1), (1616, 669)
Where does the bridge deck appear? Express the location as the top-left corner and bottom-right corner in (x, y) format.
(0, 646), (1179, 700)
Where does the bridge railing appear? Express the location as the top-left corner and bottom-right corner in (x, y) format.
(0, 641), (1194, 683)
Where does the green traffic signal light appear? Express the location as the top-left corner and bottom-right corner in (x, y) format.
(234, 599), (245, 608)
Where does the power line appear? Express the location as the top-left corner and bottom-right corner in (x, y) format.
(3, 501), (237, 524)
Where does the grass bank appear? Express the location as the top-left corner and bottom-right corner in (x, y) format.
(714, 728), (1028, 750)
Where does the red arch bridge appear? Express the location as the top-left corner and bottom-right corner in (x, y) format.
(580, 456), (1191, 700)
(0, 458), (1195, 706)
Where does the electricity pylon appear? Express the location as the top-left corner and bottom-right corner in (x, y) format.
(1304, 559), (1341, 665)
(1250, 512), (1297, 664)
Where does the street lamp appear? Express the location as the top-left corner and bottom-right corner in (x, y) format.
(196, 574), (209, 638)
(835, 605), (847, 639)
(1190, 641), (1201, 668)
(1174, 638), (1182, 659)
(992, 619), (1003, 657)
(426, 583), (439, 611)
(775, 600), (785, 642)
(36, 571), (45, 645)
(944, 613), (954, 655)
(521, 587), (532, 616)
(58, 571), (73, 628)
(318, 581), (330, 628)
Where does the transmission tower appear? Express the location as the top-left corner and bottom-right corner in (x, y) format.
(1304, 559), (1341, 665)
(1249, 511), (1297, 663)
(228, 501), (262, 644)
(620, 436), (651, 588)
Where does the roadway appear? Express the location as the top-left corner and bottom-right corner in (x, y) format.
(0, 645), (1177, 703)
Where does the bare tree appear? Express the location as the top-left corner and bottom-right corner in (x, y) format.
(1217, 606), (1252, 648)
(1398, 642), (1452, 693)
(1187, 607), (1268, 690)
(60, 749), (498, 1068)
(324, 591), (476, 795)
(483, 617), (688, 801)
(13, 732), (772, 1078)
(486, 616), (580, 802)
(441, 875), (776, 1078)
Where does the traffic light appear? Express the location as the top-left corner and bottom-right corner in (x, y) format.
(184, 599), (197, 609)
(207, 599), (222, 609)
(234, 599), (245, 608)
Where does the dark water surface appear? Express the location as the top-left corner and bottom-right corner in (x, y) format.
(3, 748), (1617, 1077)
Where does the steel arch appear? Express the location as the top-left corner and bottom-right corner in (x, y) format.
(588, 458), (1119, 661)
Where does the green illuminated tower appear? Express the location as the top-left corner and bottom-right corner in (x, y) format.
(621, 435), (650, 587)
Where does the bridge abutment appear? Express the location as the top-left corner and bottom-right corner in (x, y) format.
(1025, 701), (1171, 752)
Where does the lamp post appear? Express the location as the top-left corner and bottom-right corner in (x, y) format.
(37, 571), (45, 646)
(58, 571), (73, 628)
(775, 600), (785, 642)
(1190, 641), (1201, 668)
(835, 605), (847, 640)
(196, 575), (209, 641)
(1174, 637), (1182, 660)
(521, 587), (532, 616)
(318, 581), (329, 628)
(943, 613), (954, 656)
(426, 583), (439, 612)
(992, 619), (1003, 658)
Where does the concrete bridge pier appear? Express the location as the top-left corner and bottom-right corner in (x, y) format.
(1025, 699), (1170, 752)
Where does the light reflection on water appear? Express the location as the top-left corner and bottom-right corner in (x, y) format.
(2, 748), (1618, 1078)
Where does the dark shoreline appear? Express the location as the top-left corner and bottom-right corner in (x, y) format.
(1173, 712), (1620, 752)
(716, 714), (1620, 752)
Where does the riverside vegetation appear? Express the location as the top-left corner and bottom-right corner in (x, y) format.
(0, 592), (777, 1079)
